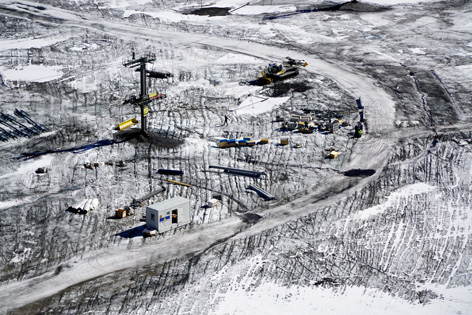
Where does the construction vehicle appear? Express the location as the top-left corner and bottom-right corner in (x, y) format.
(354, 122), (363, 138)
(258, 57), (308, 85)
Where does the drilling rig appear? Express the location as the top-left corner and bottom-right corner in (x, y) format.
(122, 53), (171, 135)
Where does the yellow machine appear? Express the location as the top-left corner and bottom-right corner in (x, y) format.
(118, 118), (138, 130)
(115, 209), (127, 218)
(329, 151), (339, 159)
(257, 57), (308, 85)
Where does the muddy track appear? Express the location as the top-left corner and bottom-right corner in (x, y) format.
(0, 3), (397, 312)
(2, 0), (468, 313)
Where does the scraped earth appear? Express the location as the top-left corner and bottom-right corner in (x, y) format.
(0, 0), (471, 314)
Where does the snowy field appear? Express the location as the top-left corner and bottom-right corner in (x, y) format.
(0, 0), (471, 314)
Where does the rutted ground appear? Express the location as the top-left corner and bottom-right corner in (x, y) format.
(0, 0), (471, 313)
(12, 135), (472, 314)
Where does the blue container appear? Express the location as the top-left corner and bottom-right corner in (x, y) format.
(227, 139), (237, 147)
(158, 169), (184, 176)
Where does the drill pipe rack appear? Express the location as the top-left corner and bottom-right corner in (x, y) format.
(209, 165), (267, 178)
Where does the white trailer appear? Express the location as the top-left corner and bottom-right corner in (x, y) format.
(146, 196), (191, 233)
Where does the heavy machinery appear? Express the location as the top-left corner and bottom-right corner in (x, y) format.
(258, 57), (308, 85)
(122, 53), (169, 135)
(354, 122), (363, 138)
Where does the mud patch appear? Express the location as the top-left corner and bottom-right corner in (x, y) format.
(186, 7), (231, 16)
(242, 212), (262, 224)
(268, 82), (313, 97)
(265, 2), (389, 20)
(114, 129), (184, 148)
(343, 169), (376, 177)
(337, 2), (389, 12)
(410, 69), (458, 126)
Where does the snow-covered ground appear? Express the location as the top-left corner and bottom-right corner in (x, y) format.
(0, 0), (471, 314)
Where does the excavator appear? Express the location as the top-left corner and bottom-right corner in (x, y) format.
(258, 57), (308, 85)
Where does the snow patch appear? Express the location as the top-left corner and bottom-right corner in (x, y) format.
(454, 64), (472, 81)
(0, 155), (54, 180)
(351, 183), (436, 220)
(361, 0), (442, 4)
(213, 53), (261, 64)
(124, 9), (181, 22)
(71, 198), (99, 211)
(1, 65), (63, 83)
(10, 248), (32, 264)
(0, 199), (26, 210)
(217, 83), (262, 99)
(123, 9), (226, 22)
(213, 0), (253, 7)
(212, 281), (472, 315)
(94, 0), (151, 9)
(232, 5), (296, 15)
(69, 43), (99, 51)
(0, 36), (70, 51)
(231, 96), (289, 116)
(183, 137), (207, 156)
(410, 47), (426, 55)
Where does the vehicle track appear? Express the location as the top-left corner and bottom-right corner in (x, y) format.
(0, 0), (434, 312)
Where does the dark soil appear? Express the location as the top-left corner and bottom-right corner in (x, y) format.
(242, 212), (262, 224)
(337, 2), (390, 12)
(114, 129), (184, 148)
(265, 2), (389, 20)
(343, 169), (376, 177)
(269, 82), (313, 97)
(186, 7), (231, 17)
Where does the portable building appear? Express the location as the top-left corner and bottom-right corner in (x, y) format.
(287, 121), (297, 130)
(146, 196), (191, 233)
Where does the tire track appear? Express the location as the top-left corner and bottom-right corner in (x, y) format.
(0, 1), (404, 311)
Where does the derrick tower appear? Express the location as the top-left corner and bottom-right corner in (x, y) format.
(123, 53), (171, 135)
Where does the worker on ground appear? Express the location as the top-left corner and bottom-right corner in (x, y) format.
(223, 115), (229, 126)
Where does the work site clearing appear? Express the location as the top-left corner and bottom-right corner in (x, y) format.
(0, 0), (472, 314)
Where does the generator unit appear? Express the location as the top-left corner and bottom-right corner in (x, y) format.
(146, 196), (191, 233)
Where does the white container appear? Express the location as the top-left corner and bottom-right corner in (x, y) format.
(146, 196), (191, 233)
(207, 198), (219, 208)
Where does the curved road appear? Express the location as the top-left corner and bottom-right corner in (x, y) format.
(0, 1), (399, 312)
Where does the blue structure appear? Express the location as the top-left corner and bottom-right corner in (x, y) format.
(209, 165), (267, 178)
(356, 97), (364, 109)
(158, 169), (184, 175)
(247, 185), (275, 200)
